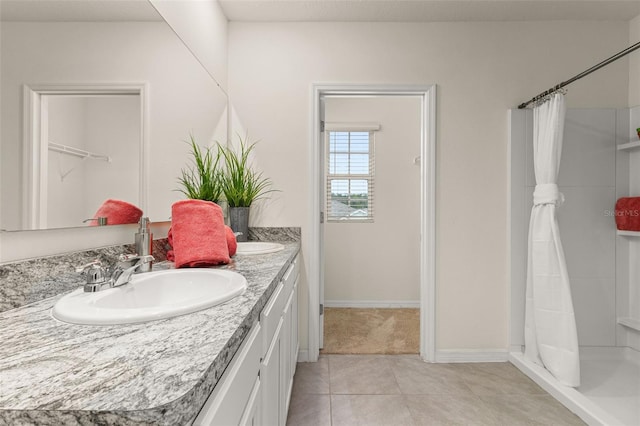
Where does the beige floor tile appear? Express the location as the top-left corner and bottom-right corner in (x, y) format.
(388, 356), (475, 395)
(459, 363), (546, 396)
(329, 355), (401, 395)
(479, 394), (586, 425)
(404, 394), (499, 426)
(292, 356), (330, 394)
(331, 394), (415, 426)
(288, 355), (588, 426)
(286, 393), (331, 426)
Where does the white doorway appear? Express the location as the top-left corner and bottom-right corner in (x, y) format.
(322, 95), (421, 354)
(308, 84), (437, 362)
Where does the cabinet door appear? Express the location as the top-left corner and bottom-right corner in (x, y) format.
(261, 317), (283, 426)
(239, 376), (261, 426)
(290, 277), (299, 378)
(194, 322), (262, 426)
(282, 287), (294, 417)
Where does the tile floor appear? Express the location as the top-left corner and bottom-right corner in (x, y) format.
(286, 355), (586, 426)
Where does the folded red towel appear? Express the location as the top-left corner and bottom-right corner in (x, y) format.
(167, 225), (236, 259)
(615, 197), (640, 231)
(226, 226), (238, 257)
(91, 199), (142, 226)
(171, 200), (230, 268)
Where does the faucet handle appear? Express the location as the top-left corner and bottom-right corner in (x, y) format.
(117, 253), (154, 263)
(118, 253), (140, 262)
(75, 260), (107, 284)
(75, 260), (102, 273)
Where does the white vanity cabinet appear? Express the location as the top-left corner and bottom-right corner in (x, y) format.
(260, 255), (299, 426)
(194, 254), (300, 426)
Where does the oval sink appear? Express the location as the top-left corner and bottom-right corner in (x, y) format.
(236, 242), (284, 255)
(52, 269), (247, 325)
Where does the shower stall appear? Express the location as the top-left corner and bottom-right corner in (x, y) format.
(509, 106), (640, 426)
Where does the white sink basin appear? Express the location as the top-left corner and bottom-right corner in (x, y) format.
(236, 242), (284, 255)
(52, 269), (247, 325)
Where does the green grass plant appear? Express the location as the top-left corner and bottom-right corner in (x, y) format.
(219, 136), (275, 207)
(177, 135), (224, 203)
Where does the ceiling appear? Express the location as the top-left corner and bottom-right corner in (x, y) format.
(218, 0), (640, 22)
(0, 0), (162, 22)
(1, 0), (638, 23)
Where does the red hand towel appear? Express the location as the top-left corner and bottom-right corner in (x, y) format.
(615, 197), (640, 231)
(171, 200), (230, 268)
(226, 226), (238, 257)
(167, 225), (236, 259)
(91, 199), (142, 226)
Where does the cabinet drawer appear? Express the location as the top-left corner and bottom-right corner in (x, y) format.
(261, 282), (285, 353)
(194, 322), (262, 426)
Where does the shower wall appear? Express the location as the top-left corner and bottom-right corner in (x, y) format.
(510, 107), (640, 351)
(617, 106), (640, 351)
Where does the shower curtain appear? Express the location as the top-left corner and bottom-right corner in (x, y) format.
(524, 93), (580, 387)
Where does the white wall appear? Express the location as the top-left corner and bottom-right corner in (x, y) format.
(84, 96), (141, 222)
(47, 97), (88, 228)
(323, 96), (421, 305)
(150, 0), (228, 93)
(228, 21), (629, 352)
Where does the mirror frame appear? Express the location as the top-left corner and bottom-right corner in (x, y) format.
(22, 83), (148, 230)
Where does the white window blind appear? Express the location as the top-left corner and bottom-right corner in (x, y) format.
(326, 130), (375, 222)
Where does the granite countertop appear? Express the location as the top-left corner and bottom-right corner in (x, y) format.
(0, 242), (300, 425)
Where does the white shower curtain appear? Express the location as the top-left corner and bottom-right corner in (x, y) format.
(524, 93), (580, 387)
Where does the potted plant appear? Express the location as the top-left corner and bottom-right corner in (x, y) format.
(636, 127), (640, 140)
(219, 136), (275, 241)
(177, 135), (224, 203)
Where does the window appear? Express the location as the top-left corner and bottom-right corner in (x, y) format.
(326, 130), (374, 222)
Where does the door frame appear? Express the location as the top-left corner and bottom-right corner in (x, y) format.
(22, 83), (148, 229)
(308, 83), (437, 362)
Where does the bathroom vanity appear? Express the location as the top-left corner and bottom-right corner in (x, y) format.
(195, 251), (299, 425)
(0, 235), (300, 425)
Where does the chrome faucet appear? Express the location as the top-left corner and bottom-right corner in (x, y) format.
(76, 254), (154, 292)
(111, 254), (155, 287)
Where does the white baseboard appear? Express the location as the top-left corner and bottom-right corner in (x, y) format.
(324, 300), (420, 308)
(297, 349), (310, 362)
(299, 348), (507, 363)
(510, 344), (524, 353)
(435, 349), (509, 363)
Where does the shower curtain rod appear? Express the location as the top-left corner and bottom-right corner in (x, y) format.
(517, 41), (640, 109)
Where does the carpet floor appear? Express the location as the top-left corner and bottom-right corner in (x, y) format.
(320, 307), (420, 355)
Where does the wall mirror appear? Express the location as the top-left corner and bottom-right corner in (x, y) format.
(0, 0), (228, 231)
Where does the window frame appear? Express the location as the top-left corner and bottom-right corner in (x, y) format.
(325, 129), (375, 223)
